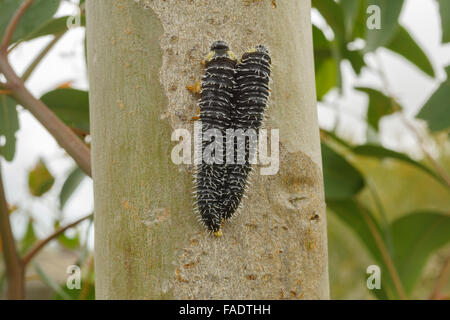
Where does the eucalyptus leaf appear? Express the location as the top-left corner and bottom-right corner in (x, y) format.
(386, 26), (435, 78)
(28, 159), (55, 197)
(0, 0), (60, 44)
(352, 144), (447, 187)
(60, 166), (86, 209)
(0, 94), (19, 161)
(40, 88), (90, 133)
(313, 0), (346, 42)
(391, 211), (450, 294)
(322, 143), (365, 199)
(438, 0), (450, 43)
(416, 69), (450, 132)
(355, 87), (401, 132)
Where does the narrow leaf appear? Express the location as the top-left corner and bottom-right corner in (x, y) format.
(438, 0), (450, 43)
(313, 0), (346, 42)
(340, 0), (361, 39)
(60, 167), (86, 209)
(20, 219), (37, 254)
(0, 94), (19, 161)
(355, 87), (401, 131)
(40, 88), (90, 133)
(322, 143), (365, 199)
(416, 69), (450, 132)
(316, 58), (337, 101)
(352, 144), (447, 187)
(386, 26), (435, 78)
(25, 15), (86, 41)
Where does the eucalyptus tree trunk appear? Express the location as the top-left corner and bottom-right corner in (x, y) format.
(86, 0), (329, 299)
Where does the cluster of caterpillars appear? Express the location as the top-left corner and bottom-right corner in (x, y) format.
(194, 40), (272, 237)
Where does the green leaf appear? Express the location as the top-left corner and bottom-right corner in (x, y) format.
(320, 129), (353, 149)
(0, 0), (61, 44)
(13, 0), (60, 43)
(20, 219), (37, 254)
(313, 25), (332, 68)
(355, 87), (401, 131)
(313, 0), (346, 42)
(40, 88), (90, 133)
(322, 143), (365, 199)
(365, 0), (405, 52)
(60, 166), (86, 209)
(416, 69), (450, 132)
(438, 0), (450, 43)
(58, 232), (80, 250)
(352, 144), (448, 187)
(313, 26), (341, 99)
(351, 0), (368, 40)
(340, 0), (361, 40)
(328, 199), (399, 299)
(328, 199), (383, 263)
(33, 262), (72, 300)
(54, 220), (80, 250)
(386, 26), (435, 78)
(25, 15), (86, 41)
(343, 48), (365, 75)
(28, 159), (55, 197)
(0, 0), (22, 41)
(391, 211), (450, 294)
(316, 58), (337, 101)
(0, 94), (19, 161)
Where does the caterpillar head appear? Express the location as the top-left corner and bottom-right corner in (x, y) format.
(242, 45), (272, 64)
(203, 40), (237, 64)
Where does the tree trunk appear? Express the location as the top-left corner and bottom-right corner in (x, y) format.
(86, 0), (329, 299)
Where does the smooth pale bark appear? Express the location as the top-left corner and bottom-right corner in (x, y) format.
(86, 0), (329, 299)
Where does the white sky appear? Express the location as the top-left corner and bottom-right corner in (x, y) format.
(2, 0), (450, 248)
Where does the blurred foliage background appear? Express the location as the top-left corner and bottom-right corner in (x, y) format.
(0, 0), (449, 299)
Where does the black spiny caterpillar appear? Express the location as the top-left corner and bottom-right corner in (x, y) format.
(195, 42), (271, 236)
(222, 45), (272, 221)
(195, 41), (237, 236)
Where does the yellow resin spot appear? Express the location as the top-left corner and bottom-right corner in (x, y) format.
(186, 80), (202, 94)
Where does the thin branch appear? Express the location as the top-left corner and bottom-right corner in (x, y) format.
(0, 0), (91, 176)
(22, 33), (64, 82)
(0, 164), (24, 299)
(22, 213), (93, 266)
(356, 201), (407, 300)
(6, 41), (21, 54)
(0, 57), (91, 176)
(0, 0), (34, 56)
(429, 256), (450, 300)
